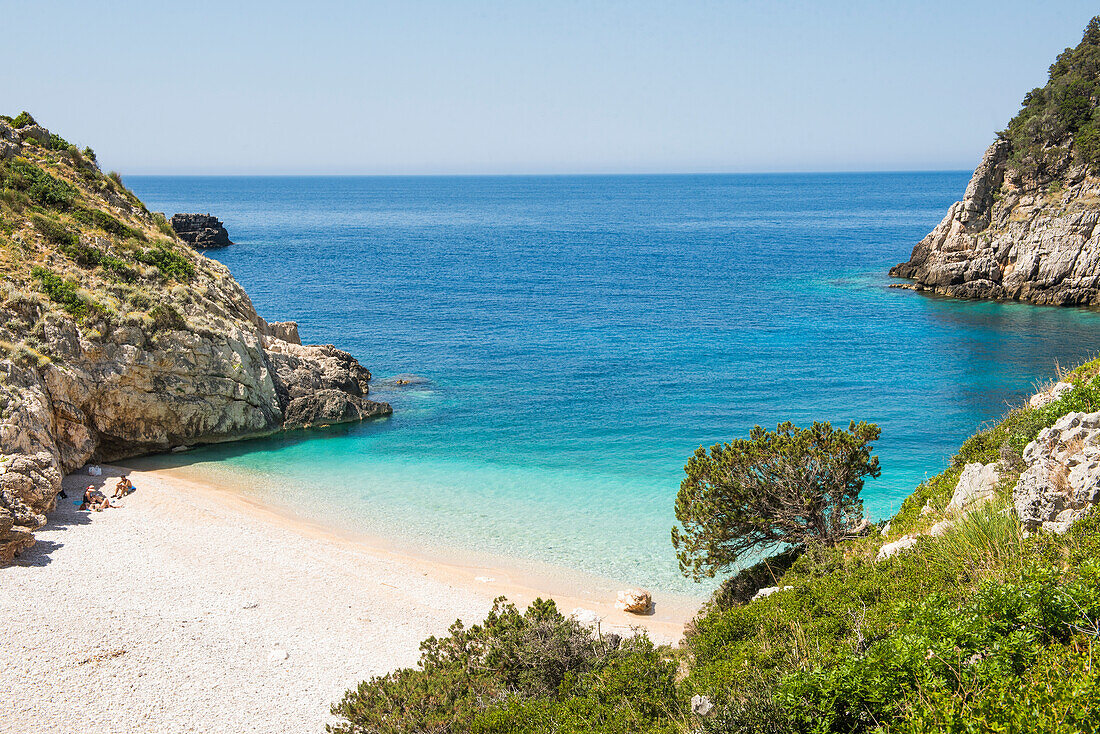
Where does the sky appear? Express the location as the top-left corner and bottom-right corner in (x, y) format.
(3, 0), (1099, 175)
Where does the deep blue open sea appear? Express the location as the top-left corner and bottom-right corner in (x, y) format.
(126, 173), (1100, 595)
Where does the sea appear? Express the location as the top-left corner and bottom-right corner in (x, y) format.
(125, 173), (1100, 596)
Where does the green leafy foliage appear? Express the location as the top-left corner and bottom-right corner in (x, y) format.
(31, 213), (77, 247)
(1002, 16), (1100, 174)
(2, 159), (77, 209)
(71, 207), (146, 241)
(9, 111), (35, 128)
(329, 597), (679, 734)
(47, 133), (71, 151)
(30, 266), (103, 320)
(672, 421), (880, 580)
(136, 244), (194, 281)
(778, 561), (1100, 733)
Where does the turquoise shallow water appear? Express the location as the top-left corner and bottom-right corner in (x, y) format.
(125, 173), (1100, 595)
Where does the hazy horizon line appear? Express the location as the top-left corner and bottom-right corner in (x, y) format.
(124, 168), (974, 178)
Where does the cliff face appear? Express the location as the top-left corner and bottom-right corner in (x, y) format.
(890, 138), (1100, 305)
(0, 115), (390, 561)
(891, 18), (1100, 305)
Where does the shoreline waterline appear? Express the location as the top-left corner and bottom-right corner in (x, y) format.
(117, 462), (700, 639)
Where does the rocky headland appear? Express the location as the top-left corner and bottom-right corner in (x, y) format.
(170, 213), (232, 249)
(891, 22), (1100, 305)
(0, 113), (390, 561)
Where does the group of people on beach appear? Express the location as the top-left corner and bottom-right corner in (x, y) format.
(79, 476), (134, 511)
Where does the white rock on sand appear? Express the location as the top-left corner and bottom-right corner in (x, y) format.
(0, 466), (686, 734)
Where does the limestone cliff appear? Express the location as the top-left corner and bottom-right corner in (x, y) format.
(0, 114), (391, 561)
(889, 139), (1100, 304)
(891, 17), (1100, 305)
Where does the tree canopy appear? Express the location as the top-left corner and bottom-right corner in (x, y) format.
(671, 420), (880, 581)
(1002, 15), (1100, 176)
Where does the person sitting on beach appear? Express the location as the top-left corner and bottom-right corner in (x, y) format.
(79, 485), (112, 511)
(112, 476), (134, 499)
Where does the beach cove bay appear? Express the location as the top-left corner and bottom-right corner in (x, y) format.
(125, 172), (1100, 595)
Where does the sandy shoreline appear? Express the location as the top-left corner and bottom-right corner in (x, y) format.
(0, 465), (696, 734)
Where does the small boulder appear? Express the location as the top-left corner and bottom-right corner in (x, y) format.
(268, 648), (288, 662)
(751, 585), (793, 601)
(1029, 381), (1074, 409)
(691, 694), (714, 717)
(615, 588), (652, 614)
(17, 124), (50, 145)
(928, 519), (955, 537)
(570, 608), (602, 626)
(877, 535), (918, 560)
(946, 462), (999, 514)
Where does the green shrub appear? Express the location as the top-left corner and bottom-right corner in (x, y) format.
(148, 303), (185, 332)
(136, 244), (194, 280)
(151, 213), (176, 238)
(47, 133), (71, 151)
(10, 111), (35, 129)
(329, 597), (675, 734)
(776, 562), (1100, 733)
(30, 266), (102, 320)
(71, 207), (146, 241)
(31, 213), (77, 247)
(3, 159), (77, 209)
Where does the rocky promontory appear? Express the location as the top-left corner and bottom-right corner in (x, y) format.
(171, 213), (232, 249)
(891, 20), (1100, 305)
(0, 113), (390, 561)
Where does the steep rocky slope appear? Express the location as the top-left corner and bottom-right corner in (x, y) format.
(891, 18), (1100, 304)
(0, 114), (390, 560)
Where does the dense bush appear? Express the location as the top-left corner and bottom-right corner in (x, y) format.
(31, 213), (77, 247)
(778, 561), (1100, 733)
(148, 303), (186, 332)
(9, 111), (35, 128)
(1, 160), (77, 209)
(47, 133), (71, 151)
(329, 597), (680, 734)
(72, 207), (146, 241)
(136, 244), (194, 280)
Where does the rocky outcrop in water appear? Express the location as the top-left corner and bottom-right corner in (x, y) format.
(0, 117), (390, 561)
(890, 139), (1100, 305)
(171, 213), (233, 249)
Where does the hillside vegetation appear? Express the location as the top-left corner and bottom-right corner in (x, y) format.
(1002, 16), (1100, 182)
(330, 360), (1100, 732)
(0, 111), (212, 353)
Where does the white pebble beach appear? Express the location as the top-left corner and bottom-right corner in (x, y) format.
(1, 466), (690, 733)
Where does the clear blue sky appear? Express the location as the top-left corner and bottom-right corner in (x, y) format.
(3, 0), (1098, 174)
